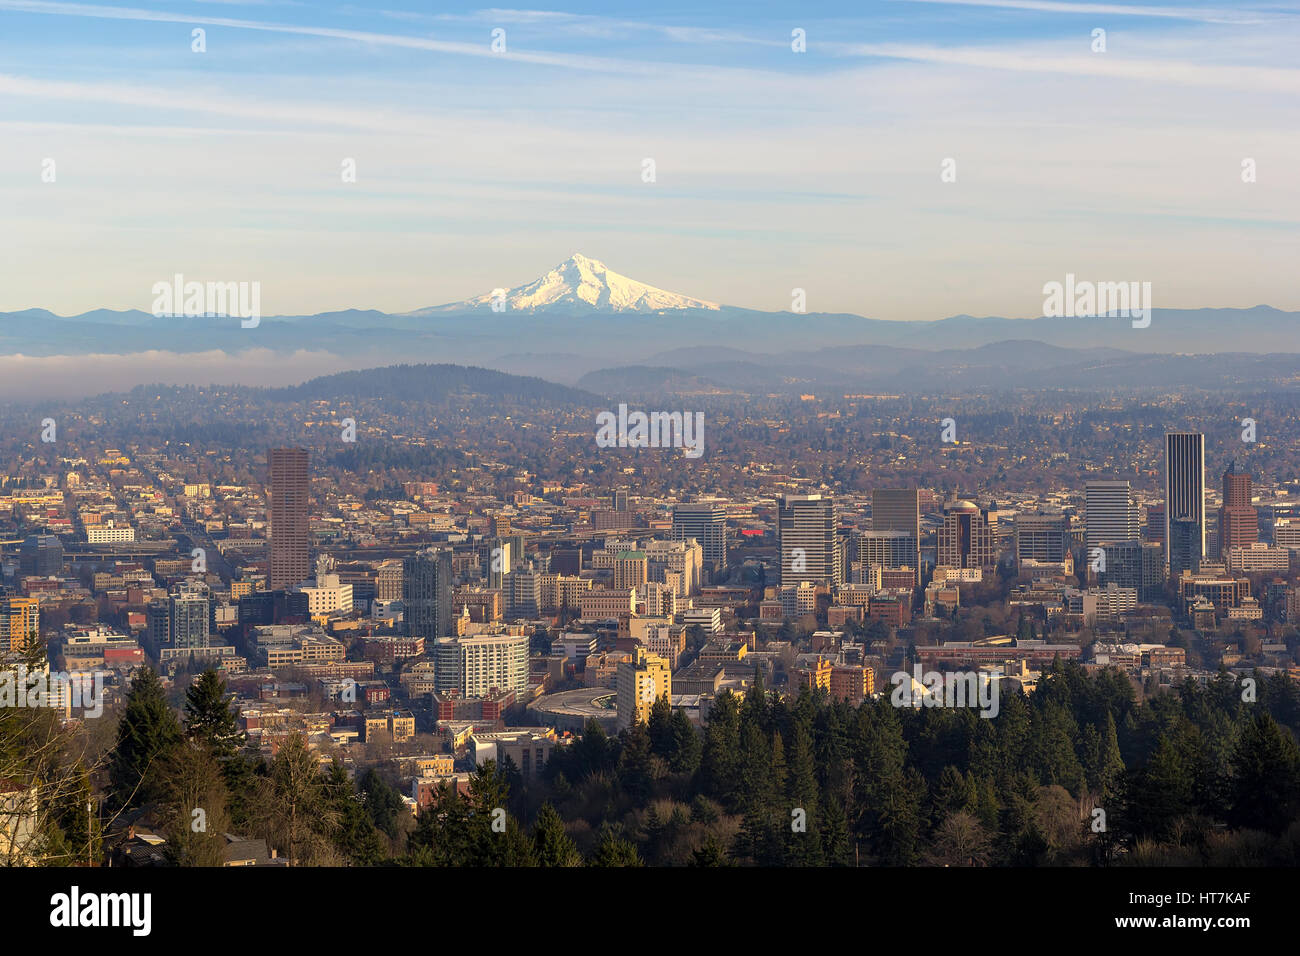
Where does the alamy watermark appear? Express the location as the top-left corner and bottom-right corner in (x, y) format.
(595, 404), (704, 459)
(0, 665), (106, 718)
(151, 274), (261, 328)
(890, 665), (1000, 718)
(1042, 273), (1151, 329)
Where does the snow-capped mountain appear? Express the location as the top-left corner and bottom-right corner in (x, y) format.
(411, 253), (721, 314)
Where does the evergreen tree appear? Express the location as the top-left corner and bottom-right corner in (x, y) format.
(851, 702), (921, 865)
(110, 668), (183, 810)
(532, 803), (582, 866)
(588, 824), (643, 866)
(785, 722), (823, 865)
(360, 769), (406, 841)
(689, 834), (731, 867)
(697, 691), (742, 809)
(618, 721), (656, 804)
(257, 733), (337, 864)
(819, 790), (853, 866)
(647, 694), (675, 758)
(1227, 712), (1300, 834)
(668, 709), (702, 775)
(183, 670), (245, 759)
(1120, 733), (1195, 843)
(158, 741), (231, 867)
(323, 762), (385, 865)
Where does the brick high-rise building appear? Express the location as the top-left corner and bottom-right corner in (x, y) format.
(268, 448), (310, 590)
(1219, 459), (1258, 558)
(937, 498), (998, 571)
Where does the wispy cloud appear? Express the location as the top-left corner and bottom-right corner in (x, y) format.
(848, 41), (1300, 92)
(889, 0), (1289, 26)
(0, 0), (759, 75)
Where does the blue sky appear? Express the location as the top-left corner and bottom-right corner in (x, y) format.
(1, 0), (1298, 320)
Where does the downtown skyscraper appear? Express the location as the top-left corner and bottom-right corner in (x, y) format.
(1165, 432), (1205, 575)
(672, 500), (728, 575)
(871, 488), (921, 584)
(1085, 480), (1139, 552)
(404, 548), (454, 640)
(778, 494), (842, 587)
(1219, 459), (1258, 557)
(268, 447), (310, 590)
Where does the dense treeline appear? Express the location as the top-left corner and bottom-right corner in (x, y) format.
(10, 661), (1300, 866)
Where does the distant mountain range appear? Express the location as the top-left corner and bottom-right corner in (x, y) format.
(405, 253), (720, 314)
(2, 254), (1298, 398)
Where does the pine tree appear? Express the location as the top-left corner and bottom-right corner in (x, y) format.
(618, 721), (656, 804)
(688, 834), (731, 867)
(183, 670), (245, 759)
(323, 762), (384, 865)
(698, 690), (742, 809)
(1120, 733), (1194, 843)
(588, 824), (643, 866)
(360, 769), (406, 841)
(851, 702), (921, 865)
(786, 722), (823, 865)
(1094, 712), (1125, 799)
(159, 741), (231, 867)
(532, 803), (582, 866)
(668, 709), (702, 775)
(258, 733), (337, 864)
(110, 667), (183, 810)
(819, 790), (853, 866)
(1228, 712), (1300, 834)
(647, 694), (675, 758)
(466, 759), (535, 866)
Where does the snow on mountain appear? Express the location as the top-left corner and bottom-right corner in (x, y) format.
(412, 253), (721, 314)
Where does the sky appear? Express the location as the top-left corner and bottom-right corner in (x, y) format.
(1, 0), (1298, 321)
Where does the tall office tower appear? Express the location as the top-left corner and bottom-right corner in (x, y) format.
(1014, 513), (1070, 564)
(937, 499), (998, 570)
(778, 494), (842, 587)
(486, 538), (512, 590)
(404, 548), (454, 640)
(0, 591), (39, 653)
(1165, 432), (1205, 575)
(1085, 480), (1139, 552)
(672, 501), (728, 573)
(489, 515), (512, 537)
(1219, 459), (1258, 557)
(19, 534), (63, 576)
(613, 488), (629, 513)
(872, 488), (921, 583)
(616, 646), (672, 731)
(268, 447), (310, 590)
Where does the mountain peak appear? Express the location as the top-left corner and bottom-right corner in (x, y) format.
(419, 254), (721, 314)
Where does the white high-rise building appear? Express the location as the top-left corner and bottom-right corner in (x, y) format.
(1085, 480), (1139, 552)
